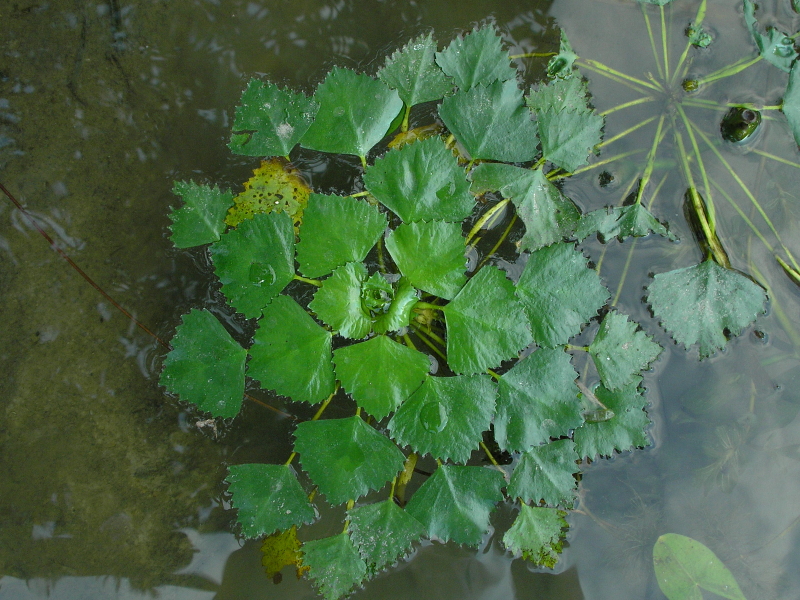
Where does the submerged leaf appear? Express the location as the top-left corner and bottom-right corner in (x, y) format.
(294, 416), (405, 505)
(470, 164), (580, 251)
(439, 79), (539, 163)
(443, 265), (532, 374)
(516, 243), (610, 347)
(536, 107), (604, 173)
(364, 136), (474, 223)
(388, 374), (496, 463)
(296, 194), (387, 278)
(302, 533), (367, 600)
(168, 181), (233, 248)
(589, 311), (662, 391)
(507, 439), (579, 507)
(224, 158), (311, 229)
(502, 505), (567, 568)
(573, 383), (651, 459)
(334, 335), (430, 420)
(647, 259), (767, 358)
(160, 309), (246, 418)
(228, 79), (318, 157)
(348, 499), (426, 574)
(653, 534), (747, 600)
(248, 295), (335, 404)
(210, 211), (296, 319)
(378, 32), (454, 106)
(495, 348), (582, 452)
(385, 220), (466, 300)
(301, 67), (403, 158)
(435, 24), (517, 90)
(783, 61), (800, 148)
(226, 464), (316, 538)
(576, 204), (675, 242)
(405, 464), (505, 545)
(261, 525), (305, 581)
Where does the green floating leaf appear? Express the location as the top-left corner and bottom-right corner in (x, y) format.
(576, 204), (676, 242)
(228, 79), (318, 157)
(310, 262), (372, 340)
(210, 211), (296, 319)
(439, 79), (539, 163)
(647, 259), (767, 358)
(443, 265), (532, 375)
(388, 374), (496, 463)
(516, 242), (610, 347)
(687, 23), (713, 48)
(589, 311), (662, 392)
(547, 30), (578, 79)
(507, 439), (579, 507)
(406, 464), (505, 546)
(297, 194), (388, 278)
(302, 532), (367, 600)
(378, 32), (454, 107)
(372, 277), (419, 334)
(435, 23), (517, 90)
(495, 348), (582, 453)
(334, 335), (430, 420)
(160, 309), (246, 418)
(653, 534), (747, 600)
(527, 75), (593, 116)
(783, 61), (800, 148)
(348, 499), (426, 575)
(226, 464), (316, 538)
(364, 136), (474, 223)
(470, 164), (580, 251)
(300, 67), (403, 158)
(168, 181), (233, 248)
(385, 220), (466, 300)
(573, 382), (651, 459)
(536, 107), (603, 173)
(249, 295), (335, 404)
(294, 416), (405, 505)
(502, 505), (567, 568)
(743, 0), (797, 73)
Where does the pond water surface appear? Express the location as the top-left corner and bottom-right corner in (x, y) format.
(2, 1), (800, 599)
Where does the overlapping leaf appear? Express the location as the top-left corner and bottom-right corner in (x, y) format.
(388, 374), (496, 463)
(435, 24), (517, 90)
(573, 382), (651, 459)
(309, 262), (372, 339)
(210, 211), (295, 319)
(348, 499), (426, 575)
(443, 265), (532, 374)
(647, 259), (767, 358)
(405, 465), (505, 545)
(302, 533), (367, 600)
(225, 464), (316, 537)
(334, 335), (430, 420)
(296, 194), (387, 278)
(575, 204), (675, 242)
(470, 164), (580, 251)
(261, 526), (305, 581)
(364, 136), (474, 223)
(294, 416), (405, 505)
(168, 181), (232, 248)
(536, 108), (603, 173)
(527, 75), (592, 116)
(300, 67), (403, 158)
(507, 439), (579, 507)
(372, 277), (419, 334)
(228, 79), (318, 157)
(502, 505), (567, 568)
(378, 32), (454, 107)
(248, 295), (335, 404)
(160, 309), (246, 418)
(547, 30), (578, 79)
(589, 312), (662, 391)
(495, 348), (582, 452)
(384, 220), (466, 300)
(439, 79), (539, 163)
(743, 0), (797, 73)
(515, 243), (610, 347)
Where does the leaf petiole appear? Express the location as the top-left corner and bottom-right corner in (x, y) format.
(294, 274), (322, 287)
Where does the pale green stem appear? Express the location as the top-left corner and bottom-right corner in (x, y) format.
(708, 177), (772, 251)
(776, 255), (800, 285)
(414, 301), (443, 311)
(410, 323), (447, 360)
(401, 104), (411, 132)
(676, 105), (715, 226)
(600, 95), (656, 117)
(477, 214), (518, 271)
(635, 113), (667, 204)
(359, 155), (367, 169)
(349, 191), (370, 198)
(695, 55), (761, 87)
(508, 51), (557, 60)
(577, 58), (663, 92)
(486, 369), (501, 380)
(294, 274), (322, 287)
(561, 149), (646, 180)
(641, 3), (664, 80)
(466, 198), (510, 244)
(565, 344), (589, 352)
(672, 0), (708, 85)
(751, 149), (800, 169)
(599, 115), (658, 149)
(660, 4), (670, 81)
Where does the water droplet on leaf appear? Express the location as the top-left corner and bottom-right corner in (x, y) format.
(420, 402), (448, 433)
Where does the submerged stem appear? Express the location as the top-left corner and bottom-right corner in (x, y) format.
(600, 96), (657, 117)
(577, 58), (662, 93)
(695, 55), (761, 87)
(599, 115), (658, 149)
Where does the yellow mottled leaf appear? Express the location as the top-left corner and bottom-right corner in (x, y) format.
(226, 157), (311, 231)
(260, 525), (308, 583)
(387, 123), (442, 149)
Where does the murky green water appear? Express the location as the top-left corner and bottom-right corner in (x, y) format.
(2, 1), (800, 599)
